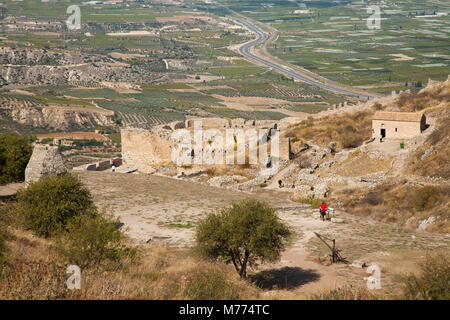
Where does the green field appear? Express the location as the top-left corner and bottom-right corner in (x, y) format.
(215, 0), (450, 93)
(5, 0), (445, 133)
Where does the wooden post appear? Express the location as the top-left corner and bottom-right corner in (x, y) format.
(314, 232), (345, 264)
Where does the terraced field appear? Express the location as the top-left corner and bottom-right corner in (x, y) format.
(0, 0), (372, 133)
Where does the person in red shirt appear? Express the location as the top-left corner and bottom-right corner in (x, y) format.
(319, 202), (328, 221)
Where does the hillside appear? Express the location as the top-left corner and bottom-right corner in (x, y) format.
(273, 77), (450, 233)
(0, 95), (116, 133)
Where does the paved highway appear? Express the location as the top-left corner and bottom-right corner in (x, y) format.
(234, 17), (374, 99)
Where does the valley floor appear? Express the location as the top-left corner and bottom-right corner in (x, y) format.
(78, 171), (450, 298)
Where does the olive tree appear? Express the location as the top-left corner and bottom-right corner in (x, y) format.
(195, 199), (292, 279)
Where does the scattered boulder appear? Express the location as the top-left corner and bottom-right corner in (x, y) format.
(231, 175), (247, 183)
(420, 146), (434, 160)
(293, 184), (313, 199)
(320, 160), (334, 168)
(312, 183), (329, 199)
(207, 175), (239, 187)
(417, 216), (436, 231)
(331, 217), (344, 223)
(328, 141), (337, 153)
(297, 170), (319, 184)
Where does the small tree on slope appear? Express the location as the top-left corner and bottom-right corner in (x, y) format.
(195, 199), (292, 280)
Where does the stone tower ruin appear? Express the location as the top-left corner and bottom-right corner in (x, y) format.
(25, 144), (67, 183)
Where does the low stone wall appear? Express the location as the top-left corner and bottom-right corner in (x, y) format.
(73, 157), (122, 171)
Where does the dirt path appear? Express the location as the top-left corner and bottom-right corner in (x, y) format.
(0, 182), (24, 201)
(268, 208), (355, 296)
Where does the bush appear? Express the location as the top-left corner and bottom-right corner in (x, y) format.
(412, 185), (441, 211)
(402, 253), (449, 300)
(0, 132), (33, 185)
(16, 174), (94, 237)
(53, 212), (137, 271)
(363, 192), (383, 206)
(341, 134), (363, 148)
(195, 199), (292, 279)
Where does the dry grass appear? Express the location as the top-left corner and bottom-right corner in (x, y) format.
(409, 108), (450, 178)
(285, 111), (372, 149)
(0, 228), (259, 300)
(395, 80), (450, 112)
(336, 151), (394, 177)
(332, 183), (450, 233)
(310, 285), (378, 300)
(292, 197), (322, 209)
(401, 253), (449, 300)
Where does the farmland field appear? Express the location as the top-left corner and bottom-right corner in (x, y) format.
(1, 0), (448, 133)
(215, 0), (450, 94)
(0, 0), (357, 131)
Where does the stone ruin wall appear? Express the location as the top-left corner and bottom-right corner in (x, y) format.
(122, 118), (294, 172)
(121, 128), (175, 173)
(25, 144), (67, 183)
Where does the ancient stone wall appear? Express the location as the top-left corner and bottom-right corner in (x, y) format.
(122, 118), (293, 171)
(25, 144), (67, 183)
(185, 118), (230, 128)
(279, 137), (291, 161)
(121, 128), (175, 172)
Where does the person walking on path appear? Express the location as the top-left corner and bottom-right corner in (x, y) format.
(319, 202), (328, 221)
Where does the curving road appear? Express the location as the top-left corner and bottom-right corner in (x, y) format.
(234, 17), (374, 99)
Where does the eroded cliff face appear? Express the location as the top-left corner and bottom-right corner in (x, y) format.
(0, 96), (115, 131)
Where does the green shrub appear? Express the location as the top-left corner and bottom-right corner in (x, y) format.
(16, 174), (94, 237)
(402, 253), (449, 300)
(195, 199), (292, 279)
(53, 212), (137, 271)
(412, 186), (441, 211)
(0, 132), (33, 185)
